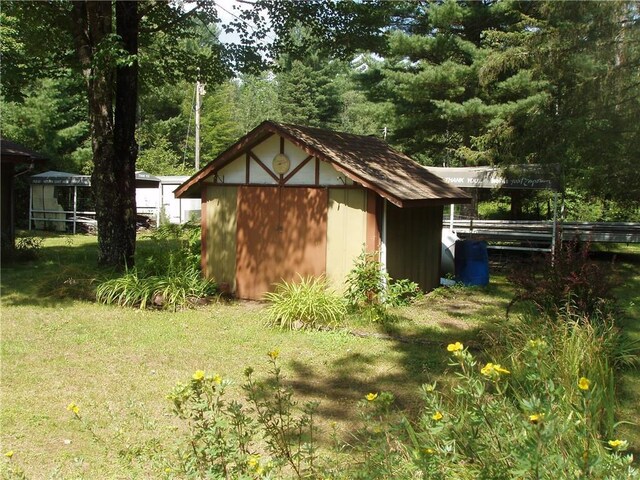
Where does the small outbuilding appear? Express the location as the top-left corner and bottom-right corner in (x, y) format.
(175, 121), (470, 300)
(1, 137), (46, 251)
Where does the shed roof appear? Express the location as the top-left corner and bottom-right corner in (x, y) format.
(425, 165), (562, 191)
(31, 170), (160, 186)
(175, 121), (470, 207)
(1, 137), (47, 164)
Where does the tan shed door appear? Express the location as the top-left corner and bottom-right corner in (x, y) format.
(235, 186), (328, 300)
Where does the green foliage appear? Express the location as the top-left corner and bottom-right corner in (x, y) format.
(264, 276), (346, 331)
(169, 333), (638, 480)
(344, 250), (422, 320)
(3, 235), (44, 263)
(233, 72), (282, 133)
(169, 352), (320, 479)
(1, 75), (91, 173)
(96, 222), (213, 310)
(95, 265), (215, 311)
(507, 240), (620, 320)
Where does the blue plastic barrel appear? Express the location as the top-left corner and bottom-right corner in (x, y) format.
(454, 240), (489, 286)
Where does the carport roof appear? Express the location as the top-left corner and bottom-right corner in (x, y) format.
(175, 121), (470, 207)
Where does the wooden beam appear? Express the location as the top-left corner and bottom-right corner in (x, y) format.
(283, 155), (313, 184)
(249, 151), (280, 183)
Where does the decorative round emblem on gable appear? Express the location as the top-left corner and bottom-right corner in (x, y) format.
(272, 153), (291, 175)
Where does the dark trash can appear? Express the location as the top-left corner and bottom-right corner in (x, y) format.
(455, 240), (489, 286)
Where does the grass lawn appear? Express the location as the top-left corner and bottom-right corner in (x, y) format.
(1, 234), (638, 478)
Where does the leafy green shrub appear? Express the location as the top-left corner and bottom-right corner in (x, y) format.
(3, 235), (43, 262)
(264, 276), (346, 331)
(96, 265), (215, 310)
(507, 239), (619, 320)
(169, 351), (319, 479)
(344, 251), (422, 322)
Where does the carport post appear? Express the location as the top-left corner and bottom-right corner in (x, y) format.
(73, 185), (78, 234)
(380, 199), (388, 290)
(157, 183), (162, 227)
(28, 184), (33, 231)
(551, 191), (558, 262)
(450, 203), (454, 229)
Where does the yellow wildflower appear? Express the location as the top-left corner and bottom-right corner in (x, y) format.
(192, 370), (205, 381)
(481, 362), (509, 376)
(578, 377), (591, 391)
(248, 455), (260, 469)
(493, 364), (510, 375)
(164, 467), (171, 473)
(432, 411), (443, 421)
(481, 363), (495, 376)
(529, 413), (544, 424)
(4, 451), (14, 459)
(212, 374), (222, 385)
(268, 349), (280, 360)
(608, 439), (628, 449)
(424, 448), (435, 455)
(446, 342), (464, 352)
(366, 392), (378, 401)
(66, 402), (80, 415)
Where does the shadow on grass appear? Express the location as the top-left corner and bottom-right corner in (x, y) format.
(1, 234), (179, 307)
(284, 318), (491, 430)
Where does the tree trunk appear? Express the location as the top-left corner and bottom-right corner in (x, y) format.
(110, 1), (139, 268)
(70, 1), (138, 269)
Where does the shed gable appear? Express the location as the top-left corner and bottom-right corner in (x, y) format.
(204, 134), (352, 187)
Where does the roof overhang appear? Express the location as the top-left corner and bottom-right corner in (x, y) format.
(425, 165), (562, 191)
(31, 170), (161, 187)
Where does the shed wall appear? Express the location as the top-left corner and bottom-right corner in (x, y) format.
(203, 185), (238, 291)
(385, 204), (443, 292)
(326, 188), (368, 290)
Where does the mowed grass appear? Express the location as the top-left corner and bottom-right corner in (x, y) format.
(1, 234), (638, 478)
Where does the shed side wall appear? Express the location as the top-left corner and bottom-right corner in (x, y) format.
(326, 188), (368, 290)
(203, 185), (238, 291)
(386, 204), (443, 292)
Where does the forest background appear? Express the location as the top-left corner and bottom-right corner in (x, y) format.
(2, 0), (639, 224)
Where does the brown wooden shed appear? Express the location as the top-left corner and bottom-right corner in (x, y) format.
(176, 121), (470, 300)
(1, 137), (46, 252)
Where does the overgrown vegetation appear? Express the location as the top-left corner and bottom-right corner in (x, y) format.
(344, 250), (422, 321)
(264, 276), (346, 331)
(507, 239), (619, 320)
(95, 222), (215, 310)
(2, 235), (639, 478)
(2, 235), (43, 263)
(168, 350), (319, 479)
(166, 332), (638, 479)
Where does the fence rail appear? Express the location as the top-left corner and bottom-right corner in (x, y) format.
(450, 220), (640, 245)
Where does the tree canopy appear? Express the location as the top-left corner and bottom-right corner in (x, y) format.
(1, 0), (638, 251)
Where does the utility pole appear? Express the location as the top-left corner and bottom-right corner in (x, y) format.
(194, 69), (205, 171)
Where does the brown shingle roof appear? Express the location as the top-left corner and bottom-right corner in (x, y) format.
(1, 137), (47, 164)
(175, 121), (470, 207)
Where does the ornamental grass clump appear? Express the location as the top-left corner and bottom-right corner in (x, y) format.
(264, 276), (346, 331)
(96, 265), (216, 310)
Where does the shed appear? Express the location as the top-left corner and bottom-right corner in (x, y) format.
(176, 121), (471, 300)
(1, 137), (46, 250)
